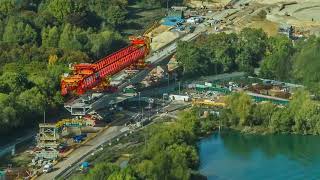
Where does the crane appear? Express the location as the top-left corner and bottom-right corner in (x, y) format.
(61, 36), (150, 96)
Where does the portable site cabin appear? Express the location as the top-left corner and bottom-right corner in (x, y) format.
(169, 94), (190, 102)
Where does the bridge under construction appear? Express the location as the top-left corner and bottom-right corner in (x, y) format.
(63, 27), (206, 116)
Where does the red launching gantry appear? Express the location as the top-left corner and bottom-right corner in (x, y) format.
(61, 37), (150, 96)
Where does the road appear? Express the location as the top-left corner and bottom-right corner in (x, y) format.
(59, 100), (190, 179)
(38, 7), (248, 179)
(64, 21), (207, 116)
(0, 133), (35, 158)
(37, 124), (125, 180)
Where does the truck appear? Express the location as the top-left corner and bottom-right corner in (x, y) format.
(43, 163), (53, 173)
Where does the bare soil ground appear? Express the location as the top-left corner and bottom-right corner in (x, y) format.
(228, 0), (320, 36)
(150, 30), (181, 51)
(187, 0), (230, 8)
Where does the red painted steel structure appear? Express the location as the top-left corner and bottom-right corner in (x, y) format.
(61, 37), (150, 96)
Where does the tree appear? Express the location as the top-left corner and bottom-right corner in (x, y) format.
(84, 163), (120, 180)
(293, 38), (320, 94)
(260, 35), (294, 80)
(105, 5), (127, 28)
(0, 71), (30, 93)
(90, 30), (123, 59)
(0, 0), (17, 14)
(107, 168), (137, 180)
(177, 110), (201, 136)
(205, 33), (238, 72)
(270, 108), (292, 133)
(135, 160), (155, 179)
(252, 102), (276, 126)
(17, 87), (46, 113)
(176, 41), (208, 75)
(3, 17), (38, 44)
(2, 106), (17, 126)
(287, 90), (319, 134)
(167, 144), (199, 169)
(236, 28), (267, 73)
(42, 26), (60, 48)
(0, 19), (4, 41)
(34, 12), (59, 29)
(226, 92), (253, 126)
(58, 24), (84, 50)
(47, 0), (87, 20)
(60, 49), (89, 63)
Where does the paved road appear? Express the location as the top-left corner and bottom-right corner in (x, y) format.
(64, 22), (207, 116)
(0, 133), (35, 158)
(39, 8), (244, 179)
(37, 125), (124, 180)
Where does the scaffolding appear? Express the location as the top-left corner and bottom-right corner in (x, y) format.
(37, 124), (60, 149)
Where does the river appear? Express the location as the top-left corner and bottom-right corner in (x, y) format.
(199, 131), (320, 180)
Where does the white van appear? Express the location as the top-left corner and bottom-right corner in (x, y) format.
(43, 164), (53, 173)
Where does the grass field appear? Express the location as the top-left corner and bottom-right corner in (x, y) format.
(247, 20), (279, 36)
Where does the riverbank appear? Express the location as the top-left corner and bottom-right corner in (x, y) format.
(65, 101), (320, 180)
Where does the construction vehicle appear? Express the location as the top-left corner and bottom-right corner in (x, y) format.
(61, 36), (151, 96)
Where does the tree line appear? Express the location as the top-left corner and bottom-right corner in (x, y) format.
(176, 28), (268, 76)
(221, 90), (320, 135)
(176, 28), (320, 96)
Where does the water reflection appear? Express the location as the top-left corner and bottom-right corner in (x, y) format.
(199, 131), (320, 180)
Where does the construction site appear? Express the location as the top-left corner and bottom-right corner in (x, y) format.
(186, 0), (320, 36)
(0, 0), (318, 179)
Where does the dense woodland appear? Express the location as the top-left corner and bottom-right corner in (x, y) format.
(177, 29), (320, 95)
(0, 0), (182, 134)
(0, 0), (124, 134)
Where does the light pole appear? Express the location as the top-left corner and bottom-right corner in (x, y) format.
(167, 73), (170, 87)
(138, 92), (141, 114)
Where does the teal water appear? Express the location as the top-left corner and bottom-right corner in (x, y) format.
(199, 131), (320, 180)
